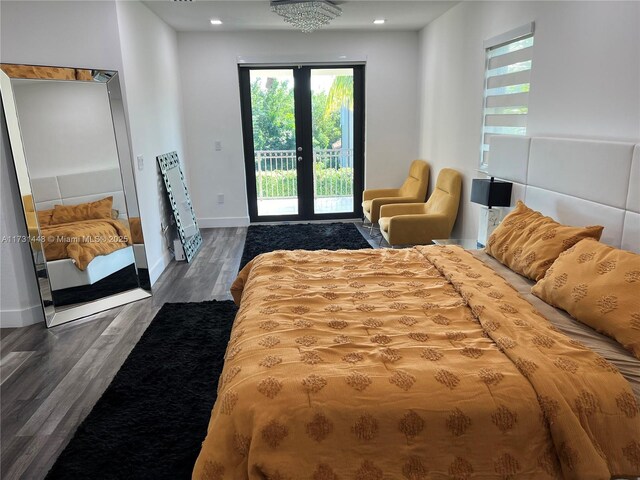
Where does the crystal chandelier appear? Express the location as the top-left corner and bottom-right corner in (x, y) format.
(270, 0), (342, 33)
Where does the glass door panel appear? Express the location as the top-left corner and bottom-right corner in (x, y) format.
(240, 65), (363, 222)
(249, 69), (298, 217)
(310, 68), (354, 215)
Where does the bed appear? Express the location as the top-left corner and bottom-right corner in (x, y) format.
(39, 217), (134, 289)
(30, 168), (142, 289)
(193, 137), (640, 479)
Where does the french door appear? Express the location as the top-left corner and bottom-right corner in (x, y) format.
(239, 65), (365, 222)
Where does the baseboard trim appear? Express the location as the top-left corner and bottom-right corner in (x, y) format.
(198, 217), (362, 227)
(149, 249), (173, 286)
(251, 218), (362, 225)
(0, 304), (43, 328)
(198, 216), (250, 228)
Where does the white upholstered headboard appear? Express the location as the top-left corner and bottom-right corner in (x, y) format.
(487, 136), (639, 253)
(30, 168), (127, 217)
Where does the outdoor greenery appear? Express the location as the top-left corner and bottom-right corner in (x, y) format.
(250, 77), (351, 157)
(251, 78), (297, 152)
(313, 163), (353, 196)
(251, 75), (354, 198)
(256, 164), (353, 198)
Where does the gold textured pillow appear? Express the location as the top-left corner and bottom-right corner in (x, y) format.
(50, 196), (113, 225)
(36, 209), (54, 227)
(485, 201), (603, 281)
(532, 239), (640, 358)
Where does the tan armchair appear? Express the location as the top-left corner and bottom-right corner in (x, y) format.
(378, 168), (462, 246)
(362, 160), (429, 231)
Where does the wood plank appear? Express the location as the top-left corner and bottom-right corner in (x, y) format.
(0, 351), (35, 386)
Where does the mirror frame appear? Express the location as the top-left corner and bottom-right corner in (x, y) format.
(0, 63), (152, 327)
(157, 151), (202, 262)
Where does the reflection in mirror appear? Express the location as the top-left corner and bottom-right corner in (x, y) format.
(157, 152), (202, 262)
(0, 64), (151, 327)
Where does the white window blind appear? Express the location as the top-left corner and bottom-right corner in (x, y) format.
(480, 24), (534, 169)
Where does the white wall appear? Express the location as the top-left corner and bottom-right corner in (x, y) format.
(177, 31), (420, 226)
(12, 81), (119, 179)
(115, 0), (187, 283)
(1, 111), (43, 327)
(418, 1), (640, 239)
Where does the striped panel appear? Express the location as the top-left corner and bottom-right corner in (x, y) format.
(480, 35), (534, 169)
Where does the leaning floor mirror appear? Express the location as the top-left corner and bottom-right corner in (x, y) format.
(0, 64), (152, 327)
(157, 151), (202, 262)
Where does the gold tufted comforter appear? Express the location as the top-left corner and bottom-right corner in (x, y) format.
(128, 217), (144, 245)
(41, 218), (132, 271)
(193, 246), (640, 479)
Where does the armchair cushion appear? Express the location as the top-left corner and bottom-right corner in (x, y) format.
(364, 196), (424, 223)
(399, 161), (430, 199)
(362, 188), (399, 202)
(362, 160), (429, 223)
(381, 213), (452, 245)
(378, 168), (462, 246)
(380, 203), (427, 218)
(378, 216), (390, 233)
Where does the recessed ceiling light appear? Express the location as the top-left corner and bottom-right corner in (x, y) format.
(210, 19), (223, 25)
(373, 19), (386, 25)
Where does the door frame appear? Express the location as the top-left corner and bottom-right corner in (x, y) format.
(239, 64), (365, 223)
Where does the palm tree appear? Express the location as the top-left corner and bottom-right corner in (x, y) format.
(324, 75), (353, 118)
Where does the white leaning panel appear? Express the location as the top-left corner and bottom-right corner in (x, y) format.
(627, 145), (640, 213)
(524, 186), (625, 248)
(57, 168), (125, 213)
(36, 200), (60, 211)
(56, 168), (122, 198)
(509, 182), (526, 207)
(30, 169), (126, 214)
(527, 138), (634, 209)
(47, 246), (135, 290)
(622, 211), (640, 253)
(486, 135), (531, 184)
(31, 177), (61, 204)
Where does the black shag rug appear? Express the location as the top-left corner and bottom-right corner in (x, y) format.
(240, 222), (371, 270)
(46, 300), (237, 480)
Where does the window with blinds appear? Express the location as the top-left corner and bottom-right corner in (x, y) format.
(480, 25), (534, 169)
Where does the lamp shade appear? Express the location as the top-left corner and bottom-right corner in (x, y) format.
(471, 179), (512, 208)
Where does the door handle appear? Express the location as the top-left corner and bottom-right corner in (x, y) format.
(297, 147), (303, 152)
(297, 156), (303, 162)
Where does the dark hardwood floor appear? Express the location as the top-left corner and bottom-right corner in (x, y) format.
(0, 223), (381, 480)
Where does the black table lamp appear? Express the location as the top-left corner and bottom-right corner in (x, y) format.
(471, 178), (513, 209)
(470, 177), (513, 246)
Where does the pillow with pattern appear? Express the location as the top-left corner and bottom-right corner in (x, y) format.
(485, 201), (603, 281)
(50, 196), (113, 225)
(36, 209), (54, 227)
(532, 238), (640, 358)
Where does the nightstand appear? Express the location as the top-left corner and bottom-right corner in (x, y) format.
(432, 238), (482, 250)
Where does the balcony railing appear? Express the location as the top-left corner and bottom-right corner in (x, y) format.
(255, 149), (353, 200)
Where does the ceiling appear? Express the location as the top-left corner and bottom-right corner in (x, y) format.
(143, 1), (459, 32)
